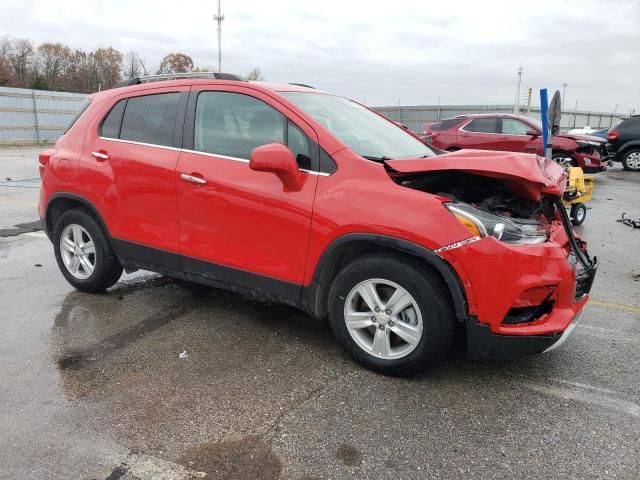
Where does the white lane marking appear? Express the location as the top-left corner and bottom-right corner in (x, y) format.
(525, 379), (640, 418)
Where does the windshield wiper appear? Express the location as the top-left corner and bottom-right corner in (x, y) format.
(362, 155), (391, 162)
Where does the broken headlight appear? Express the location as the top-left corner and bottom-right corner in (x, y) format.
(445, 203), (548, 245)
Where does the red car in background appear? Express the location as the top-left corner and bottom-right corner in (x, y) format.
(423, 114), (608, 173)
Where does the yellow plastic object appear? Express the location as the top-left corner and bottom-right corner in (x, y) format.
(563, 167), (595, 205)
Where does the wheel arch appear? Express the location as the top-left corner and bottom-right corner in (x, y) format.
(618, 141), (640, 157)
(45, 193), (113, 248)
(302, 233), (468, 322)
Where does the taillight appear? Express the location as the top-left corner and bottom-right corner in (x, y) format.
(607, 131), (619, 141)
(38, 149), (55, 177)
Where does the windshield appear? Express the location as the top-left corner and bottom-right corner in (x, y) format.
(282, 92), (435, 160)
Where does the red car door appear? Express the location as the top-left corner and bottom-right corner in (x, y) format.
(80, 87), (188, 254)
(456, 117), (500, 150)
(176, 86), (318, 287)
(497, 117), (540, 154)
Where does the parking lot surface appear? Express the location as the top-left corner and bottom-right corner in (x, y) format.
(1, 146), (638, 479)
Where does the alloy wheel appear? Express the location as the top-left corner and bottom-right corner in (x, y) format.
(59, 224), (96, 280)
(626, 152), (640, 170)
(344, 278), (423, 360)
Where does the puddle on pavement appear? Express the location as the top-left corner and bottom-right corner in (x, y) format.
(179, 436), (282, 480)
(336, 443), (362, 466)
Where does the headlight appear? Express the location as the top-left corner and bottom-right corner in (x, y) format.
(445, 203), (548, 245)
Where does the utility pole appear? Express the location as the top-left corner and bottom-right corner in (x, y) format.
(213, 0), (225, 72)
(513, 66), (523, 114)
(562, 83), (567, 111)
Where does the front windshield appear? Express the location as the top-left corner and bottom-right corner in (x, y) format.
(282, 92), (435, 160)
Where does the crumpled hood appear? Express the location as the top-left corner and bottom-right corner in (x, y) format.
(385, 149), (567, 200)
(557, 132), (605, 143)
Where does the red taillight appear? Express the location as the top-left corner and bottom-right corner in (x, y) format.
(38, 149), (55, 177)
(607, 131), (619, 141)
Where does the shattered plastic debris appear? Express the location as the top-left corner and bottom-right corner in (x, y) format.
(179, 351), (188, 359)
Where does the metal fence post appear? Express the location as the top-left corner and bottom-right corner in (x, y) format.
(31, 89), (40, 144)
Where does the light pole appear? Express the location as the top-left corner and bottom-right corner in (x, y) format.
(513, 66), (523, 114)
(213, 0), (225, 72)
(562, 83), (568, 111)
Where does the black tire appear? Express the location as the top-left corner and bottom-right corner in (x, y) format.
(552, 152), (578, 169)
(570, 203), (587, 225)
(327, 254), (455, 376)
(621, 149), (640, 172)
(53, 209), (123, 292)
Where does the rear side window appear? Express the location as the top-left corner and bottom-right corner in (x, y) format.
(618, 117), (640, 132)
(120, 93), (181, 147)
(100, 99), (126, 138)
(464, 118), (498, 133)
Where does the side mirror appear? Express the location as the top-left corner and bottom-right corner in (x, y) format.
(250, 143), (304, 192)
(527, 129), (540, 137)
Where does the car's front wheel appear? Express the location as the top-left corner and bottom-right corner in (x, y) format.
(328, 254), (454, 376)
(53, 209), (123, 292)
(552, 153), (577, 169)
(621, 149), (640, 171)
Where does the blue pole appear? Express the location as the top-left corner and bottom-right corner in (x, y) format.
(539, 88), (550, 158)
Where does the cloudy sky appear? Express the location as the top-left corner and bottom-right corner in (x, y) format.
(2, 0), (639, 113)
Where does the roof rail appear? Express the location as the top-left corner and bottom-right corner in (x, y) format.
(112, 72), (244, 89)
(289, 82), (315, 89)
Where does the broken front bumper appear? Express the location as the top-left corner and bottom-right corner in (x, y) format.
(443, 200), (597, 360)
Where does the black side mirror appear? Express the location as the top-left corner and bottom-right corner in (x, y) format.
(526, 129), (540, 137)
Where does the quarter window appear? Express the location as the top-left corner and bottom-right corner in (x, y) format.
(287, 121), (311, 169)
(194, 92), (286, 160)
(464, 118), (498, 134)
(100, 99), (126, 139)
(119, 93), (181, 147)
(501, 118), (530, 135)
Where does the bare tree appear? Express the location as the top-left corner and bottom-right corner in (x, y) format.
(91, 47), (123, 90)
(157, 53), (194, 74)
(123, 51), (142, 79)
(245, 68), (265, 81)
(0, 37), (12, 86)
(36, 43), (72, 90)
(8, 38), (34, 86)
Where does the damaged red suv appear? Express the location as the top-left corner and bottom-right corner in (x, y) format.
(425, 113), (608, 173)
(39, 74), (597, 375)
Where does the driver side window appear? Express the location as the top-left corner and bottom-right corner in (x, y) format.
(501, 118), (530, 136)
(194, 91), (313, 169)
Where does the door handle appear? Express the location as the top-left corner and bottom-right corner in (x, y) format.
(91, 151), (109, 161)
(180, 173), (207, 185)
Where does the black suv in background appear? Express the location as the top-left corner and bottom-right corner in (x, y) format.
(606, 116), (640, 171)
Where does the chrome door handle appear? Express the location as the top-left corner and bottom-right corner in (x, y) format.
(91, 151), (109, 160)
(180, 173), (207, 185)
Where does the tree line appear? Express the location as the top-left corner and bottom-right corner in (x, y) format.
(0, 37), (263, 93)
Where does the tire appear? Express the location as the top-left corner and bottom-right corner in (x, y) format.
(621, 149), (640, 171)
(327, 254), (455, 376)
(53, 209), (123, 292)
(552, 153), (578, 170)
(570, 203), (587, 225)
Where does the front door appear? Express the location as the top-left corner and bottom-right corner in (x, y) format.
(176, 88), (318, 292)
(498, 117), (540, 154)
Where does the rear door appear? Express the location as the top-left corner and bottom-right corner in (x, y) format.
(456, 117), (499, 150)
(498, 117), (539, 154)
(81, 87), (188, 257)
(175, 86), (319, 291)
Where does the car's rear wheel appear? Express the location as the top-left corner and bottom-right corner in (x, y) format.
(621, 149), (640, 171)
(53, 209), (123, 292)
(328, 254), (454, 376)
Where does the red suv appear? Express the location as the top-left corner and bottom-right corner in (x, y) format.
(38, 74), (597, 375)
(425, 114), (608, 173)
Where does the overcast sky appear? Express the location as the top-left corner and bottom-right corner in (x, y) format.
(2, 0), (639, 113)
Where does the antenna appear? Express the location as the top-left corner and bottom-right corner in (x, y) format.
(213, 0), (225, 72)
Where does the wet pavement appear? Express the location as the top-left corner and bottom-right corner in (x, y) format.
(1, 146), (639, 479)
